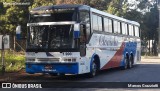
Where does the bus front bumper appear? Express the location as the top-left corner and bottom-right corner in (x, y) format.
(25, 62), (79, 74)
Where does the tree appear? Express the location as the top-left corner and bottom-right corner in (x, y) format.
(55, 0), (109, 10)
(106, 0), (128, 16)
(29, 0), (55, 10)
(0, 2), (3, 13)
(125, 0), (159, 55)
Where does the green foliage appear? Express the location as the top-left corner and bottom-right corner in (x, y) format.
(0, 0), (29, 34)
(0, 2), (4, 13)
(0, 51), (25, 72)
(106, 0), (128, 16)
(29, 0), (55, 10)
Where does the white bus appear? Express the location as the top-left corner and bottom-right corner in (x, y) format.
(23, 4), (141, 77)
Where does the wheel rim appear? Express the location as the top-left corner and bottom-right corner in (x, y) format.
(129, 57), (133, 68)
(92, 62), (97, 76)
(129, 59), (132, 68)
(124, 58), (128, 69)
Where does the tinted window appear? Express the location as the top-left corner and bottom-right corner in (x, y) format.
(122, 22), (128, 35)
(135, 26), (139, 37)
(92, 14), (98, 31)
(98, 16), (102, 31)
(113, 20), (121, 33)
(30, 10), (76, 23)
(129, 25), (134, 36)
(104, 18), (112, 33)
(80, 11), (90, 41)
(80, 11), (90, 23)
(108, 19), (113, 33)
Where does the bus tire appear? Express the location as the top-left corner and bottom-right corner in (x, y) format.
(88, 61), (97, 78)
(121, 57), (128, 70)
(128, 55), (133, 68)
(59, 73), (65, 77)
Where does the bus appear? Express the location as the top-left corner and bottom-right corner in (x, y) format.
(23, 4), (141, 77)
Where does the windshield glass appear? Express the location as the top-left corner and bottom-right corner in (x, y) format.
(29, 9), (77, 22)
(27, 25), (79, 52)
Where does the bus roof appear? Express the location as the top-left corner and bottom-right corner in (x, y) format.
(31, 4), (140, 26)
(32, 4), (89, 11)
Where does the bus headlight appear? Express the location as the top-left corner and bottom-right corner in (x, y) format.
(26, 58), (35, 62)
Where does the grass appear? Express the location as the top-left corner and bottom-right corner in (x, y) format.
(0, 51), (25, 72)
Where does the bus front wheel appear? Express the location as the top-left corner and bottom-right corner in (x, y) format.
(88, 61), (97, 78)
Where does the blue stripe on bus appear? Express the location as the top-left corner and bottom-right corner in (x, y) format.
(120, 42), (138, 66)
(74, 31), (80, 38)
(26, 63), (79, 74)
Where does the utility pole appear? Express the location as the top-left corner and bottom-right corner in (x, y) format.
(158, 0), (160, 57)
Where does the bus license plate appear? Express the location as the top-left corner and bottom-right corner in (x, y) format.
(44, 65), (52, 69)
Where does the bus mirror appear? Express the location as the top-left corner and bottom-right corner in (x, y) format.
(80, 44), (86, 57)
(16, 25), (21, 40)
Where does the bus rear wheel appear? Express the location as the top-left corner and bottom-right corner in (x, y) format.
(121, 57), (128, 70)
(128, 56), (133, 69)
(88, 61), (97, 78)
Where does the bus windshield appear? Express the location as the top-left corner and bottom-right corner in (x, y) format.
(27, 25), (79, 52)
(29, 9), (77, 22)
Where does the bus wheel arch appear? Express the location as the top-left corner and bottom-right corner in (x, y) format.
(93, 55), (100, 71)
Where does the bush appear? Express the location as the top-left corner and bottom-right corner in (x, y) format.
(0, 50), (25, 72)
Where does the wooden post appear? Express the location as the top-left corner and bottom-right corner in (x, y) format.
(1, 35), (5, 75)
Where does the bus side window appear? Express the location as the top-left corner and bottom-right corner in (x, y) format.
(122, 22), (128, 35)
(80, 11), (90, 43)
(135, 26), (140, 37)
(97, 16), (103, 31)
(113, 20), (118, 33)
(92, 14), (98, 31)
(129, 25), (134, 36)
(104, 18), (113, 33)
(108, 19), (112, 33)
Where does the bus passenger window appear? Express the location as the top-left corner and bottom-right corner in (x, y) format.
(104, 18), (113, 33)
(98, 16), (102, 31)
(122, 23), (128, 35)
(135, 26), (140, 37)
(108, 19), (112, 33)
(117, 21), (121, 33)
(104, 18), (108, 32)
(129, 25), (134, 36)
(113, 20), (121, 33)
(92, 14), (98, 31)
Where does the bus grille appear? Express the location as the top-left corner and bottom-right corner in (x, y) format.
(37, 58), (60, 62)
